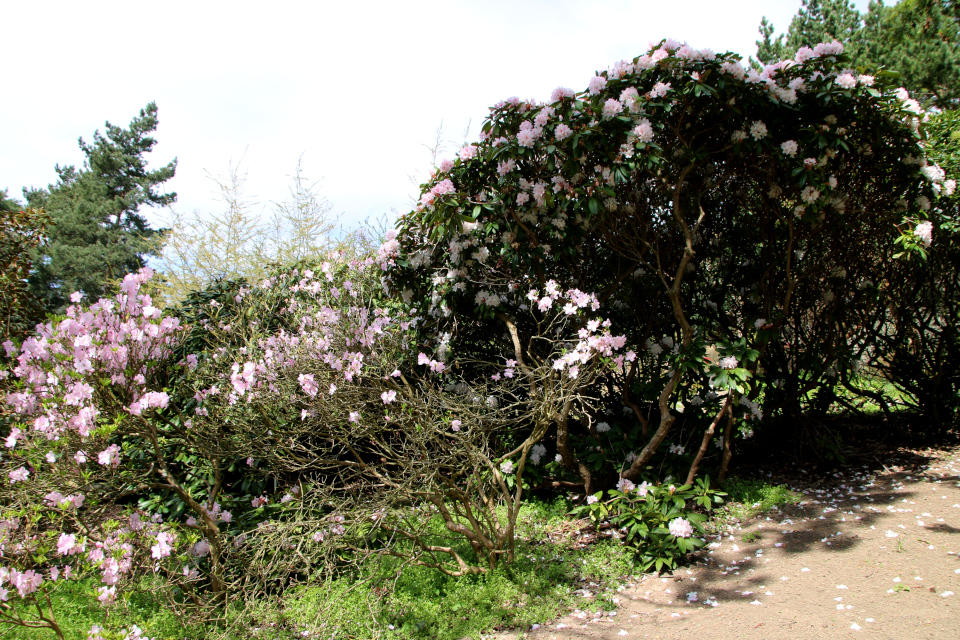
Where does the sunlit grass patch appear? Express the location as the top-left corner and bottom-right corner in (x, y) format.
(249, 498), (634, 640)
(707, 477), (802, 528)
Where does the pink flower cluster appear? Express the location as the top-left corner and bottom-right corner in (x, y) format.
(418, 178), (456, 211)
(668, 517), (694, 538)
(525, 285), (630, 379)
(417, 352), (446, 373)
(2, 268), (183, 467)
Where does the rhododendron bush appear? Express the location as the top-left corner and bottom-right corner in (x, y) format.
(0, 255), (622, 633)
(383, 38), (947, 489)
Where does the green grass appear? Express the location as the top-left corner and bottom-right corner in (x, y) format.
(708, 476), (802, 528)
(3, 576), (197, 640)
(242, 498), (634, 640)
(10, 499), (634, 640)
(12, 487), (808, 639)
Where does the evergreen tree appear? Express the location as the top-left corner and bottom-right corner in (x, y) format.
(756, 1), (862, 64)
(757, 1), (959, 108)
(855, 0), (960, 108)
(25, 102), (176, 313)
(0, 188), (23, 213)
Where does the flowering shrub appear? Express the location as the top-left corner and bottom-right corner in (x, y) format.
(383, 38), (946, 486)
(0, 268), (192, 636)
(572, 477), (725, 573)
(0, 240), (636, 636)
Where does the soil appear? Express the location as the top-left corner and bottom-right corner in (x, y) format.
(494, 444), (960, 640)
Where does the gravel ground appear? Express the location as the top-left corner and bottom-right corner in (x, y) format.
(495, 444), (960, 640)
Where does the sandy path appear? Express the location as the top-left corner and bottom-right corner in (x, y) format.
(507, 447), (960, 640)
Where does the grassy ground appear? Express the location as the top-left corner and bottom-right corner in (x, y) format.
(5, 484), (803, 640)
(8, 576), (198, 640)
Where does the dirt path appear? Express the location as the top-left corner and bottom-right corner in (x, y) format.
(503, 446), (960, 640)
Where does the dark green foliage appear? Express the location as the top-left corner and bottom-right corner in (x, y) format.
(25, 102), (175, 314)
(0, 206), (50, 342)
(926, 108), (960, 179)
(573, 479), (725, 573)
(855, 0), (960, 109)
(867, 199), (960, 430)
(0, 187), (23, 213)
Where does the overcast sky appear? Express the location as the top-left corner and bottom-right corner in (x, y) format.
(3, 0), (873, 233)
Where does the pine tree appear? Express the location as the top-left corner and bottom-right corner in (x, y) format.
(0, 188), (23, 213)
(757, 1), (959, 108)
(855, 0), (960, 108)
(25, 102), (176, 313)
(756, 1), (863, 64)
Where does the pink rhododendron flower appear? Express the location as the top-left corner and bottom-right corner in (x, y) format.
(554, 123), (573, 141)
(97, 444), (122, 469)
(517, 129), (538, 147)
(915, 221), (933, 247)
(12, 569), (43, 598)
(648, 82), (671, 99)
(381, 390), (397, 404)
(780, 140), (798, 157)
(139, 391), (169, 410)
(794, 46), (815, 64)
(298, 373), (319, 397)
(151, 531), (175, 559)
(57, 533), (81, 555)
(588, 75), (607, 95)
(602, 98), (623, 118)
(550, 86), (576, 102)
(669, 518), (694, 538)
(719, 356), (739, 369)
(801, 186), (820, 204)
(8, 467), (29, 483)
(632, 119), (654, 143)
(834, 73), (856, 89)
(619, 87), (640, 110)
(813, 40), (844, 57)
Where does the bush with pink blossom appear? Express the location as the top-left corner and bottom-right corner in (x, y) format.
(383, 38), (948, 488)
